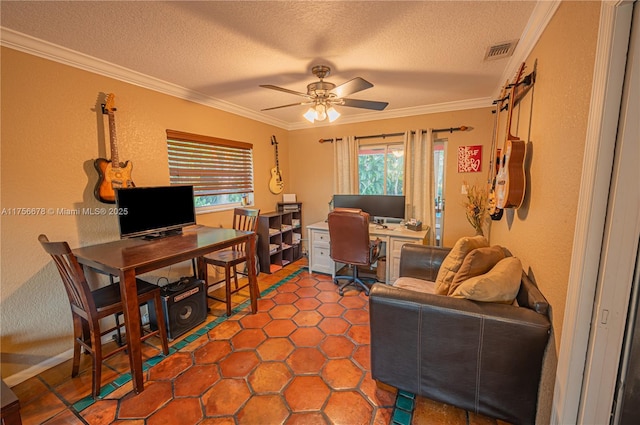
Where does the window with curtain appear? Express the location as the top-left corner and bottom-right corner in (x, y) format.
(166, 130), (254, 212)
(433, 139), (446, 246)
(433, 140), (446, 209)
(358, 142), (404, 195)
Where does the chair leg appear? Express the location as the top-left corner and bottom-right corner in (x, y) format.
(113, 312), (125, 347)
(353, 266), (372, 295)
(71, 316), (82, 377)
(152, 293), (170, 355)
(224, 265), (233, 316)
(336, 266), (371, 296)
(81, 320), (91, 352)
(232, 264), (239, 290)
(89, 321), (102, 398)
(335, 265), (356, 296)
(202, 262), (210, 288)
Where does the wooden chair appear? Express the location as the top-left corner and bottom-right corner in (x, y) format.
(38, 234), (169, 398)
(1, 380), (22, 425)
(328, 208), (381, 295)
(202, 208), (260, 316)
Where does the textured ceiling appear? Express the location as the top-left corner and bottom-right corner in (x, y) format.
(0, 1), (550, 129)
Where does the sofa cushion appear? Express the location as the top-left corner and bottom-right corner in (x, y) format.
(393, 277), (436, 294)
(448, 245), (506, 295)
(434, 235), (488, 295)
(449, 256), (522, 303)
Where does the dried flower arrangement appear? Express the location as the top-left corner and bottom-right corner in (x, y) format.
(463, 183), (489, 236)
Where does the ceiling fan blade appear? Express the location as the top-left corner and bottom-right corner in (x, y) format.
(259, 84), (311, 98)
(341, 98), (389, 111)
(330, 77), (373, 98)
(261, 101), (313, 111)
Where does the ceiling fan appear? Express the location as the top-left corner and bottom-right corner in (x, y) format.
(260, 65), (389, 123)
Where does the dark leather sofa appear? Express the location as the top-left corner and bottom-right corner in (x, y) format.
(369, 244), (551, 425)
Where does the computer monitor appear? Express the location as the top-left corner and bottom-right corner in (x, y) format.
(332, 194), (406, 222)
(115, 185), (196, 239)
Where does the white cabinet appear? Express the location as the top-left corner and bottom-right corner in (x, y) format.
(388, 238), (423, 283)
(308, 228), (336, 275)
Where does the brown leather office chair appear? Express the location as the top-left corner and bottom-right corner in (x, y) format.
(38, 234), (169, 398)
(202, 207), (260, 316)
(328, 208), (381, 295)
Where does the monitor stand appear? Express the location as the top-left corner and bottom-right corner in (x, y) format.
(142, 228), (183, 240)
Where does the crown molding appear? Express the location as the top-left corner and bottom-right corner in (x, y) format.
(0, 27), (290, 129)
(2, 0), (556, 131)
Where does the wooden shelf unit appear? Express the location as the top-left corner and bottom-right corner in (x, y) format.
(257, 203), (302, 273)
(278, 202), (303, 260)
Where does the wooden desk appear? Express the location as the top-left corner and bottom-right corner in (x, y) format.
(307, 221), (428, 284)
(73, 225), (257, 394)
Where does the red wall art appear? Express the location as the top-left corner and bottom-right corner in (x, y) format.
(457, 145), (482, 173)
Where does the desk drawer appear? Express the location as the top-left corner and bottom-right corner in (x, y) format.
(389, 239), (422, 283)
(311, 246), (333, 274)
(312, 231), (330, 244)
(390, 238), (412, 255)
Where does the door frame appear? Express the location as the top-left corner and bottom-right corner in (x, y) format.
(552, 1), (637, 423)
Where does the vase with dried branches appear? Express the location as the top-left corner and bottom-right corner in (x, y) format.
(463, 183), (489, 236)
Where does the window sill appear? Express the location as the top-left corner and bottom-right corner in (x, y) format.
(196, 203), (255, 215)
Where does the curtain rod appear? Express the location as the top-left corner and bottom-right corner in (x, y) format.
(318, 126), (469, 144)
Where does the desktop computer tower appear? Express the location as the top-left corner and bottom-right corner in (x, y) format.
(149, 277), (208, 340)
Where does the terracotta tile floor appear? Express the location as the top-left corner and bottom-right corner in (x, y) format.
(9, 260), (511, 424)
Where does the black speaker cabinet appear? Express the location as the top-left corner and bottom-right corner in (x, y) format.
(149, 277), (208, 340)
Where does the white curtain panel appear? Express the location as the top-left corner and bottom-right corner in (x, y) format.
(404, 129), (435, 244)
(333, 135), (359, 194)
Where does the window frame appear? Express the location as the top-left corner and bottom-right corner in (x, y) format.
(358, 140), (405, 195)
(166, 130), (254, 214)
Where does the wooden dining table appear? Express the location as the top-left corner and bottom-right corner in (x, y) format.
(72, 225), (258, 394)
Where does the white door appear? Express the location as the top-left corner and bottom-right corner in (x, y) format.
(579, 1), (640, 423)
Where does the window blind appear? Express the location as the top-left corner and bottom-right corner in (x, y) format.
(166, 130), (254, 197)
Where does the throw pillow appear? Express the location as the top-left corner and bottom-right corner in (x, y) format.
(448, 245), (506, 295)
(449, 256), (522, 303)
(393, 277), (436, 294)
(434, 235), (489, 295)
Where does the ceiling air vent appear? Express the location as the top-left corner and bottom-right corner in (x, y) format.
(484, 40), (519, 61)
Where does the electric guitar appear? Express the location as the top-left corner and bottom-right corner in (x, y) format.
(269, 135), (284, 194)
(94, 93), (134, 204)
(495, 63), (527, 210)
(487, 82), (509, 220)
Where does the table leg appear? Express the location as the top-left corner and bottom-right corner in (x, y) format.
(119, 269), (144, 393)
(247, 233), (258, 313)
(196, 256), (206, 281)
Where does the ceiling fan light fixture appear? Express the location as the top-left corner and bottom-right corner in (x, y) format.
(303, 107), (317, 123)
(262, 65), (386, 123)
(314, 103), (327, 121)
(327, 106), (340, 122)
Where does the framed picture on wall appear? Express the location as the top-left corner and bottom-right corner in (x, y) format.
(457, 145), (482, 173)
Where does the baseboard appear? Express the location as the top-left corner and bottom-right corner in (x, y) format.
(3, 348), (74, 387)
(3, 330), (123, 387)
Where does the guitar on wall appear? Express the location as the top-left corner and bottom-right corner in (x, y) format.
(94, 93), (135, 204)
(487, 82), (509, 220)
(269, 135), (284, 194)
(495, 63), (527, 210)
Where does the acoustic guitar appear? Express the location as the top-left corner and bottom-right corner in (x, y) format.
(269, 135), (284, 194)
(487, 82), (509, 220)
(94, 93), (134, 204)
(495, 63), (527, 210)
